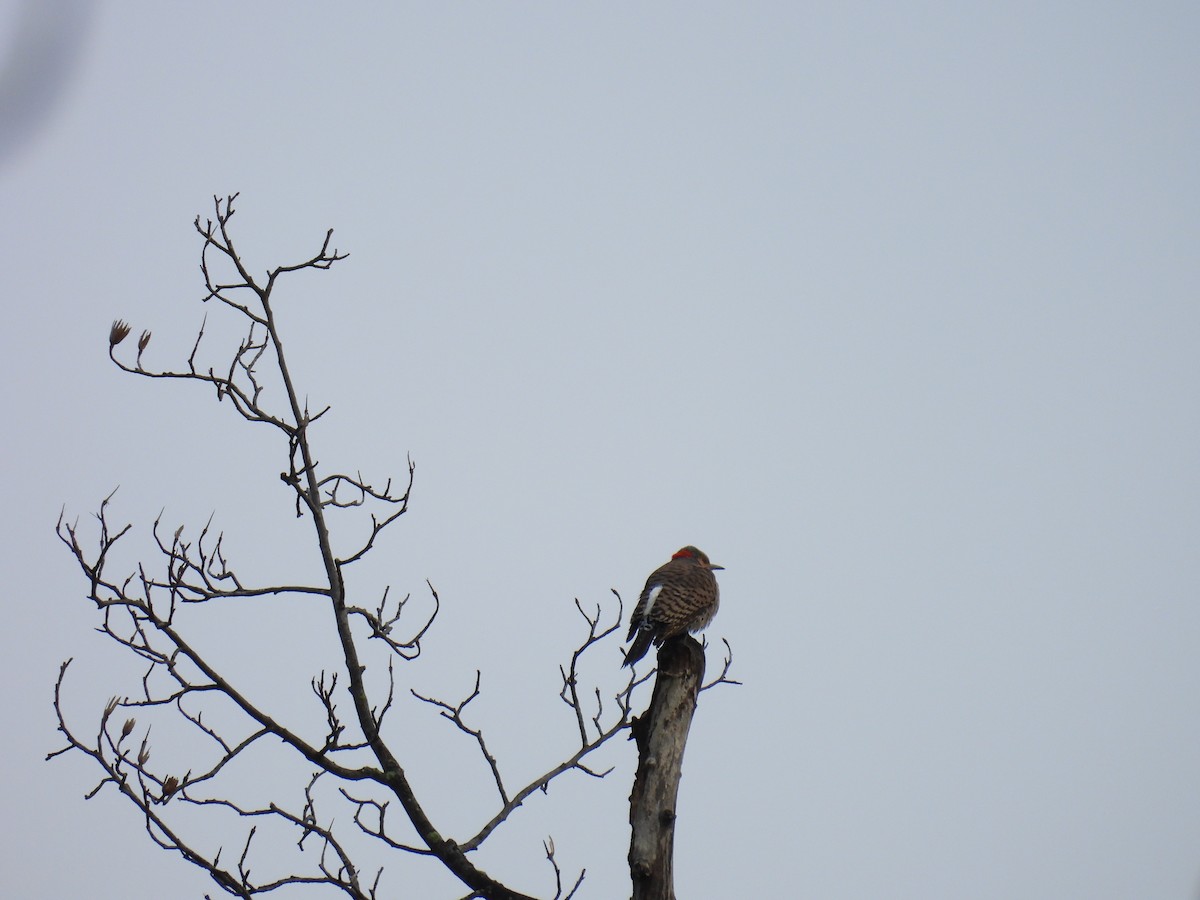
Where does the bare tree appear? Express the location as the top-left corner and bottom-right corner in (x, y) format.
(50, 195), (736, 899)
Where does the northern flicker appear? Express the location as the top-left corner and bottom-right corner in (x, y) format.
(623, 546), (724, 667)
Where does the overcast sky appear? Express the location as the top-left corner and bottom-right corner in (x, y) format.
(3, 2), (1199, 898)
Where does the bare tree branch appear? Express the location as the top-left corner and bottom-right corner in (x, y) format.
(412, 672), (509, 805)
(56, 196), (544, 900)
(700, 638), (743, 692)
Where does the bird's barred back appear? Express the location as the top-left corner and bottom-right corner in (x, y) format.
(623, 546), (723, 666)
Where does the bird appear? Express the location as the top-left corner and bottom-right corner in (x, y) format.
(623, 546), (724, 667)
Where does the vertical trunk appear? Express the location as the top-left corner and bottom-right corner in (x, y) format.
(628, 637), (706, 900)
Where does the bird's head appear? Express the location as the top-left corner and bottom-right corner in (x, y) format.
(672, 546), (724, 570)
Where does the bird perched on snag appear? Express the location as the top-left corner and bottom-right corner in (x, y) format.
(623, 546), (724, 667)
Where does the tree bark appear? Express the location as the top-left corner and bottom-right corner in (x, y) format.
(628, 636), (706, 900)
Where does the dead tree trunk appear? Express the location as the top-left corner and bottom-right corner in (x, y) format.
(628, 636), (706, 900)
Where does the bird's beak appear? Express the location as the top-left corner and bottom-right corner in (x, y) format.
(708, 563), (725, 571)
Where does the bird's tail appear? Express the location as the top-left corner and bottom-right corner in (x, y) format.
(622, 629), (653, 668)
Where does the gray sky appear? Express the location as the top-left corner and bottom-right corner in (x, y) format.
(3, 2), (1199, 897)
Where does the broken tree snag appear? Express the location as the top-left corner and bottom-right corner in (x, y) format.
(628, 636), (707, 900)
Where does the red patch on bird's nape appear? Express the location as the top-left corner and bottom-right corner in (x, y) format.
(671, 548), (695, 560)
